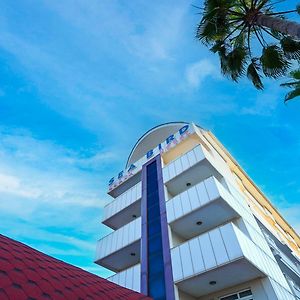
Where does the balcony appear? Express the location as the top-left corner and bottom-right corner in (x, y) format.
(166, 177), (241, 241)
(171, 223), (269, 297)
(163, 145), (223, 197)
(108, 170), (142, 198)
(95, 218), (141, 272)
(265, 234), (300, 282)
(103, 182), (142, 230)
(107, 264), (141, 293)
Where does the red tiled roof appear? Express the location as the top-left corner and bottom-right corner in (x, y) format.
(0, 234), (151, 300)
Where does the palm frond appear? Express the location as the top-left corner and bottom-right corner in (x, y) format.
(196, 18), (228, 44)
(285, 88), (300, 102)
(210, 41), (226, 53)
(197, 0), (242, 44)
(281, 69), (300, 102)
(280, 37), (300, 60)
(234, 31), (246, 48)
(247, 59), (264, 89)
(221, 46), (248, 81)
(196, 0), (299, 96)
(270, 28), (284, 40)
(280, 81), (300, 88)
(290, 69), (300, 80)
(260, 45), (291, 78)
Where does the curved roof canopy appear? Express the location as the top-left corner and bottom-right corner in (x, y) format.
(126, 122), (202, 168)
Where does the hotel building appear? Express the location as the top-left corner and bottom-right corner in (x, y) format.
(95, 122), (300, 300)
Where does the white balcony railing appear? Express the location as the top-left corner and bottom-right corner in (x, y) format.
(163, 145), (206, 183)
(103, 182), (142, 229)
(162, 145), (223, 197)
(107, 264), (141, 293)
(103, 182), (141, 221)
(167, 177), (241, 223)
(171, 222), (291, 297)
(171, 222), (244, 283)
(95, 218), (141, 271)
(166, 177), (243, 240)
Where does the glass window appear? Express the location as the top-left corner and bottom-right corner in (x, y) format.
(148, 272), (166, 300)
(148, 254), (164, 275)
(148, 219), (161, 237)
(145, 160), (166, 300)
(220, 294), (238, 300)
(220, 289), (253, 300)
(147, 200), (160, 213)
(148, 234), (163, 254)
(239, 290), (252, 297)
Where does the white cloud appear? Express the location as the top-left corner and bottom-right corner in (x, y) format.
(185, 59), (220, 88)
(0, 173), (41, 198)
(0, 128), (111, 210)
(0, 127), (113, 275)
(128, 4), (187, 61)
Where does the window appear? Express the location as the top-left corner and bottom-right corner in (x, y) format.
(146, 161), (166, 300)
(220, 289), (253, 300)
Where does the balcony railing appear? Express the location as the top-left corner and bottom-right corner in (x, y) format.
(107, 264), (141, 292)
(95, 218), (141, 272)
(166, 176), (241, 241)
(265, 234), (300, 278)
(162, 145), (223, 197)
(103, 182), (142, 229)
(171, 222), (289, 297)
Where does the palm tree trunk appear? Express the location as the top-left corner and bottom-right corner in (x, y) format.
(255, 14), (300, 39)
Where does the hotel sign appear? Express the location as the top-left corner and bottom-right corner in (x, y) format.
(108, 124), (194, 191)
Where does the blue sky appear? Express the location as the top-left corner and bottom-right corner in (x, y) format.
(0, 1), (299, 277)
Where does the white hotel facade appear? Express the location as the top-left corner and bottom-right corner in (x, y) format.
(95, 122), (300, 300)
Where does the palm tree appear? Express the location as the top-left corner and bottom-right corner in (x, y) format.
(196, 0), (300, 92)
(281, 69), (300, 102)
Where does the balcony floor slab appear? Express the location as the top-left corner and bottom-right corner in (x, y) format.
(176, 258), (265, 298)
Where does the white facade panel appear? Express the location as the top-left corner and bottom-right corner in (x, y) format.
(195, 182), (209, 205)
(174, 158), (183, 175)
(187, 186), (200, 210)
(133, 264), (141, 292)
(162, 165), (169, 182)
(126, 266), (133, 290)
(204, 177), (220, 200)
(173, 196), (183, 220)
(171, 247), (183, 281)
(199, 232), (217, 270)
(180, 191), (191, 215)
(220, 224), (243, 260)
(181, 154), (189, 172)
(179, 243), (194, 278)
(119, 270), (126, 287)
(186, 150), (197, 166)
(166, 200), (175, 221)
(209, 228), (229, 265)
(169, 162), (176, 179)
(189, 238), (205, 274)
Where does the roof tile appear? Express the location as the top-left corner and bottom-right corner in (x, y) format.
(0, 234), (152, 300)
